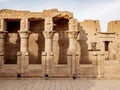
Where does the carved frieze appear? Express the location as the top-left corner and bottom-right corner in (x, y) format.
(45, 18), (53, 31)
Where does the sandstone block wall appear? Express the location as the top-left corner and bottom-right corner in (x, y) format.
(0, 9), (120, 79)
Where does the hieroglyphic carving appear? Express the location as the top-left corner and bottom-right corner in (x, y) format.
(45, 18), (53, 31)
(20, 18), (29, 31)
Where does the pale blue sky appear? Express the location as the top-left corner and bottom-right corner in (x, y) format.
(0, 0), (120, 32)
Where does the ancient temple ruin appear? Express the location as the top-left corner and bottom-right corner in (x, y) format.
(0, 9), (120, 79)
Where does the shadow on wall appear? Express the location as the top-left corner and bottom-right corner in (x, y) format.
(36, 33), (45, 64)
(4, 33), (20, 64)
(29, 19), (45, 64)
(53, 17), (69, 64)
(4, 19), (20, 64)
(29, 33), (45, 64)
(58, 31), (69, 64)
(78, 24), (92, 64)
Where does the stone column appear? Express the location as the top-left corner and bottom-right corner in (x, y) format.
(67, 31), (79, 77)
(18, 30), (30, 76)
(42, 31), (55, 76)
(67, 19), (80, 78)
(18, 18), (30, 76)
(0, 19), (7, 74)
(68, 31), (79, 52)
(43, 31), (54, 53)
(44, 18), (53, 31)
(0, 31), (7, 73)
(42, 18), (55, 77)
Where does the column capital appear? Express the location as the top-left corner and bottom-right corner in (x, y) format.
(67, 30), (80, 39)
(43, 31), (55, 39)
(18, 30), (31, 39)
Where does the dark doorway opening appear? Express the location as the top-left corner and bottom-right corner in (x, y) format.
(4, 19), (20, 64)
(53, 17), (69, 64)
(29, 18), (45, 64)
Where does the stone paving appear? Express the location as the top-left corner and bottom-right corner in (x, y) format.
(0, 77), (120, 90)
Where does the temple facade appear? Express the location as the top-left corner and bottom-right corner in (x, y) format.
(0, 9), (120, 79)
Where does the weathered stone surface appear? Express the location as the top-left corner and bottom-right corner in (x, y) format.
(0, 9), (120, 79)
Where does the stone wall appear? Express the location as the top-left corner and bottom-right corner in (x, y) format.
(0, 9), (120, 79)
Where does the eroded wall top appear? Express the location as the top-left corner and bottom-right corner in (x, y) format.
(79, 20), (101, 35)
(1, 9), (120, 34)
(107, 20), (120, 34)
(0, 9), (73, 19)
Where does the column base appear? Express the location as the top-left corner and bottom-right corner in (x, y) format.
(67, 52), (79, 77)
(0, 52), (4, 74)
(42, 51), (54, 77)
(17, 51), (29, 77)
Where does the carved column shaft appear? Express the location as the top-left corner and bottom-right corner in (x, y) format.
(0, 19), (7, 52)
(42, 18), (54, 76)
(0, 31), (7, 52)
(0, 19), (6, 31)
(18, 18), (30, 75)
(68, 31), (78, 52)
(0, 22), (7, 72)
(42, 31), (54, 75)
(18, 31), (30, 75)
(68, 19), (79, 53)
(68, 19), (80, 77)
(97, 53), (104, 78)
(0, 31), (7, 71)
(19, 18), (30, 52)
(43, 31), (54, 53)
(44, 18), (54, 53)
